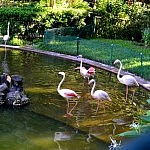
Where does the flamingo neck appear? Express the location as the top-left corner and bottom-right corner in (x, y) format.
(7, 23), (9, 36)
(80, 56), (83, 69)
(57, 74), (65, 92)
(117, 60), (122, 81)
(91, 81), (95, 96)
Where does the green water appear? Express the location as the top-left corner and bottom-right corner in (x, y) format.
(0, 48), (149, 149)
(0, 107), (109, 150)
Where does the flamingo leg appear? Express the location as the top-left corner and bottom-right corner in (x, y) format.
(132, 89), (135, 100)
(125, 85), (128, 100)
(66, 99), (70, 114)
(82, 79), (85, 87)
(4, 41), (7, 60)
(68, 101), (78, 116)
(102, 103), (106, 113)
(96, 100), (100, 114)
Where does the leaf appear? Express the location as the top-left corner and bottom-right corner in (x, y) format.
(118, 130), (140, 137)
(147, 99), (150, 104)
(139, 124), (150, 129)
(146, 110), (150, 116)
(140, 116), (150, 123)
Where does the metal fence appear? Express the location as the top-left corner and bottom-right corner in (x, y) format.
(44, 29), (150, 80)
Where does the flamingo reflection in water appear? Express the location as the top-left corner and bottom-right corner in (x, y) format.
(54, 130), (71, 150)
(114, 59), (139, 100)
(2, 22), (10, 74)
(57, 72), (80, 116)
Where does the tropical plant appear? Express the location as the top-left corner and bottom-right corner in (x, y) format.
(118, 99), (150, 137)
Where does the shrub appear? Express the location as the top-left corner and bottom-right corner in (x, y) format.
(95, 1), (149, 42)
(142, 28), (150, 47)
(10, 37), (24, 46)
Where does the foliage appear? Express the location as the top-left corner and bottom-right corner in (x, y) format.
(0, 0), (149, 44)
(142, 28), (150, 47)
(71, 0), (90, 9)
(118, 99), (150, 137)
(10, 37), (24, 46)
(95, 1), (149, 41)
(0, 4), (87, 40)
(0, 4), (44, 40)
(44, 8), (87, 28)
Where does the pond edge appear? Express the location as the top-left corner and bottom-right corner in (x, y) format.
(0, 44), (149, 91)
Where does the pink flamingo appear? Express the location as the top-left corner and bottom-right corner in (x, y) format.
(78, 55), (95, 81)
(88, 79), (111, 114)
(57, 72), (80, 116)
(114, 59), (139, 100)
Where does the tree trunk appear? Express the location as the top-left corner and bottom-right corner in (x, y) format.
(49, 0), (56, 8)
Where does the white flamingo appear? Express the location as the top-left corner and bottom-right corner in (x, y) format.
(114, 59), (139, 100)
(88, 79), (111, 114)
(3, 21), (10, 60)
(78, 55), (95, 81)
(57, 72), (80, 116)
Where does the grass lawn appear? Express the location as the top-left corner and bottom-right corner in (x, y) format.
(98, 38), (150, 55)
(35, 36), (150, 80)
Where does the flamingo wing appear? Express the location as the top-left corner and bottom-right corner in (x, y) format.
(3, 35), (9, 41)
(87, 67), (95, 75)
(121, 75), (139, 86)
(60, 89), (79, 98)
(95, 90), (111, 101)
(80, 67), (88, 77)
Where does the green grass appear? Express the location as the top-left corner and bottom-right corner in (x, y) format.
(97, 38), (150, 55)
(35, 36), (150, 80)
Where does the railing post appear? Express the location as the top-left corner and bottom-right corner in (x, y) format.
(76, 37), (80, 56)
(110, 44), (113, 65)
(140, 52), (143, 77)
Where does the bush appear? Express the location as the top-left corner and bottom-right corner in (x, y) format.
(10, 37), (24, 46)
(95, 1), (149, 42)
(142, 28), (150, 47)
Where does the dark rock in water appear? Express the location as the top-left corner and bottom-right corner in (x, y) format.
(113, 118), (127, 125)
(113, 116), (133, 125)
(0, 74), (29, 107)
(11, 75), (23, 92)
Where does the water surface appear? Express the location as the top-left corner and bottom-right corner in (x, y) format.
(0, 48), (149, 149)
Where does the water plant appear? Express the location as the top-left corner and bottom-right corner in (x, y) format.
(118, 99), (150, 137)
(108, 136), (122, 150)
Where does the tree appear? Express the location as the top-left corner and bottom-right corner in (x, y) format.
(49, 0), (56, 7)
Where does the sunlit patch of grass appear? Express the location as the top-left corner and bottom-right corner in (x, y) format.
(35, 36), (150, 80)
(97, 38), (150, 55)
(124, 61), (150, 69)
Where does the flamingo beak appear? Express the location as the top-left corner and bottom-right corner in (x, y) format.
(88, 82), (91, 87)
(108, 97), (112, 101)
(74, 66), (80, 70)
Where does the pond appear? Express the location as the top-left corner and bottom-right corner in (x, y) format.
(0, 48), (149, 149)
(0, 108), (108, 150)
